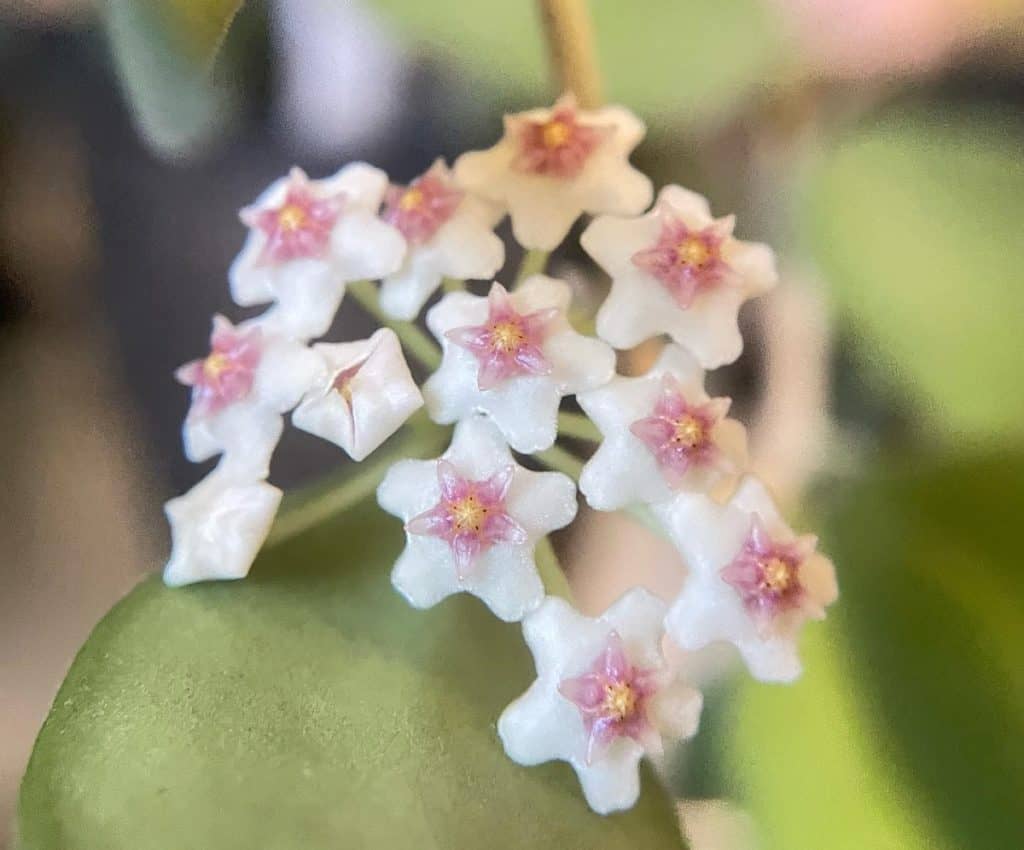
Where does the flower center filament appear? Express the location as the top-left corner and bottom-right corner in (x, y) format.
(672, 415), (705, 449)
(760, 557), (794, 594)
(602, 681), (638, 721)
(676, 236), (712, 268)
(542, 119), (571, 149)
(399, 187), (423, 211)
(277, 203), (307, 232)
(449, 494), (488, 534)
(203, 352), (230, 379)
(489, 320), (527, 354)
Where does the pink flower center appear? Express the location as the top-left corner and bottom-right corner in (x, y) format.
(241, 170), (343, 265)
(632, 218), (730, 309)
(405, 461), (527, 579)
(176, 322), (262, 419)
(446, 285), (557, 391)
(558, 632), (661, 762)
(511, 105), (611, 179)
(720, 521), (807, 620)
(382, 167), (463, 244)
(630, 376), (725, 487)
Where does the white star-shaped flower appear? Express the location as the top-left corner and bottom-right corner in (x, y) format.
(291, 328), (423, 461)
(229, 164), (405, 340)
(377, 416), (578, 622)
(582, 185), (778, 367)
(422, 276), (615, 453)
(378, 159), (505, 320)
(176, 314), (322, 479)
(654, 476), (838, 682)
(453, 96), (652, 251)
(498, 590), (703, 814)
(163, 462), (282, 587)
(577, 344), (747, 511)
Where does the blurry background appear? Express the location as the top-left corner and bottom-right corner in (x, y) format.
(1, 0), (1022, 847)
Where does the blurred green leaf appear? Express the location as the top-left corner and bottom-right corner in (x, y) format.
(809, 109), (1024, 441)
(104, 0), (243, 157)
(19, 501), (686, 849)
(827, 452), (1024, 850)
(369, 0), (784, 120)
(722, 452), (1024, 850)
(723, 624), (950, 850)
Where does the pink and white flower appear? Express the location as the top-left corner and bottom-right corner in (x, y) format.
(176, 314), (321, 479)
(163, 461), (282, 587)
(582, 185), (778, 367)
(379, 159), (505, 320)
(377, 416), (577, 622)
(578, 345), (747, 510)
(498, 590), (703, 814)
(454, 96), (652, 251)
(230, 164), (405, 340)
(291, 328), (423, 461)
(655, 476), (838, 682)
(423, 277), (615, 453)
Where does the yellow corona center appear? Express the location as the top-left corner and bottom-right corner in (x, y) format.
(672, 415), (705, 449)
(761, 557), (793, 593)
(277, 204), (307, 231)
(203, 352), (230, 379)
(676, 237), (712, 268)
(450, 495), (487, 534)
(399, 187), (424, 211)
(603, 682), (638, 720)
(489, 321), (526, 353)
(541, 119), (571, 149)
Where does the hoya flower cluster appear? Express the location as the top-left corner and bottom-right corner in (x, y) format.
(163, 96), (837, 815)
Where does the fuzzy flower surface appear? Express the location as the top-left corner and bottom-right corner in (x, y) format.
(423, 276), (615, 453)
(377, 416), (578, 622)
(577, 344), (747, 510)
(582, 185), (777, 367)
(654, 476), (838, 682)
(498, 590), (702, 814)
(176, 314), (321, 479)
(454, 96), (652, 250)
(163, 462), (282, 587)
(291, 328), (423, 461)
(378, 159), (505, 320)
(230, 164), (405, 340)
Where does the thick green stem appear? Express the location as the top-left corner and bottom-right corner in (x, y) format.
(346, 279), (442, 371)
(515, 249), (550, 286)
(557, 411), (601, 443)
(535, 535), (573, 600)
(535, 442), (585, 479)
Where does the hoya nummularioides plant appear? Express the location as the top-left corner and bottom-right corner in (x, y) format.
(162, 95), (837, 816)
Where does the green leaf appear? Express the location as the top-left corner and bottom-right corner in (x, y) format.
(103, 0), (243, 157)
(808, 109), (1024, 441)
(369, 0), (783, 119)
(18, 501), (685, 849)
(826, 452), (1024, 850)
(721, 451), (1024, 850)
